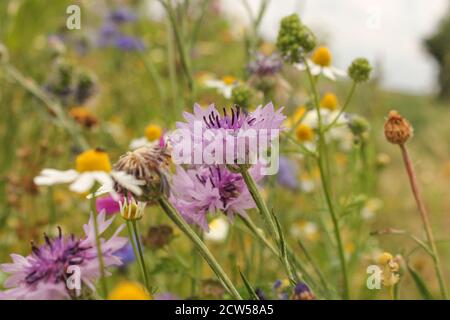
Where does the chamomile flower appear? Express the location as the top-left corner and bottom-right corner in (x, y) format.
(361, 198), (383, 220)
(290, 220), (319, 241)
(130, 123), (163, 149)
(204, 217), (230, 243)
(34, 148), (144, 200)
(295, 46), (346, 81)
(320, 92), (339, 111)
(203, 75), (239, 99)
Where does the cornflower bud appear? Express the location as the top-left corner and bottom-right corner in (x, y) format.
(384, 110), (413, 145)
(348, 58), (372, 82)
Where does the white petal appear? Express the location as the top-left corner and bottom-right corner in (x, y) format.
(129, 137), (150, 150)
(69, 173), (95, 193)
(331, 66), (347, 77)
(294, 62), (306, 71)
(34, 169), (78, 186)
(310, 64), (321, 76)
(111, 171), (144, 196)
(222, 86), (233, 99)
(204, 79), (224, 89)
(322, 67), (336, 81)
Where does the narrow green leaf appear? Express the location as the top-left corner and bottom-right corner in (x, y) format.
(407, 264), (435, 300)
(238, 268), (259, 300)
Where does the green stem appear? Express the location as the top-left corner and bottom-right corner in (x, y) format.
(158, 196), (242, 299)
(240, 169), (297, 283)
(131, 220), (152, 294)
(303, 56), (350, 299)
(2, 63), (89, 150)
(324, 81), (357, 131)
(89, 192), (108, 298)
(191, 227), (203, 297)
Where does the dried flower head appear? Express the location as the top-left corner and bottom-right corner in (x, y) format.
(384, 110), (413, 145)
(144, 224), (174, 250)
(113, 145), (171, 202)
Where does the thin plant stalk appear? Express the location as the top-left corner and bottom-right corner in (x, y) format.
(2, 63), (89, 150)
(303, 57), (350, 299)
(399, 143), (448, 299)
(240, 169), (297, 283)
(89, 190), (108, 298)
(131, 220), (152, 294)
(158, 196), (242, 299)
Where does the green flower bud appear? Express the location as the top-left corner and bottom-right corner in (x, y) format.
(231, 84), (252, 110)
(276, 14), (316, 64)
(348, 58), (372, 82)
(349, 115), (371, 136)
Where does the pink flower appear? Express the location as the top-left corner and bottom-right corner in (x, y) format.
(0, 212), (127, 300)
(96, 195), (121, 215)
(169, 165), (262, 231)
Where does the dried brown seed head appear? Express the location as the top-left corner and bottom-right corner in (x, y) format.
(384, 110), (413, 145)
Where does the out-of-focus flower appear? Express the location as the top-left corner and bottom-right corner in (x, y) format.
(291, 282), (315, 300)
(108, 7), (137, 24)
(34, 148), (144, 200)
(376, 153), (391, 169)
(361, 198), (383, 220)
(201, 279), (225, 299)
(170, 165), (261, 230)
(295, 124), (314, 143)
(247, 52), (283, 77)
(130, 124), (165, 150)
(154, 292), (180, 300)
(144, 224), (173, 250)
(290, 220), (319, 241)
(0, 212), (127, 299)
(115, 35), (145, 51)
(273, 279), (291, 300)
(203, 76), (239, 99)
(377, 252), (401, 287)
(277, 156), (298, 190)
(115, 242), (136, 267)
(204, 217), (229, 242)
(113, 145), (171, 202)
(320, 92), (339, 111)
(295, 46), (346, 81)
(284, 106), (306, 129)
(108, 281), (151, 300)
(69, 106), (98, 129)
(96, 195), (121, 215)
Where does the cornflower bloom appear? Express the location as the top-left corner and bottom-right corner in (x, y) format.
(0, 212), (127, 300)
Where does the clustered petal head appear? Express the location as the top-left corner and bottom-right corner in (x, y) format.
(113, 144), (171, 202)
(169, 165), (261, 231)
(384, 110), (413, 145)
(0, 212), (127, 299)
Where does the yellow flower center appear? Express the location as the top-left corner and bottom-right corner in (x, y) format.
(295, 124), (314, 142)
(145, 124), (163, 142)
(222, 75), (237, 85)
(378, 252), (393, 265)
(320, 93), (339, 111)
(312, 46), (332, 67)
(75, 149), (112, 173)
(108, 281), (152, 300)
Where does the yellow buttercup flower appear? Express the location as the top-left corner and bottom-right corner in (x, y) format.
(75, 149), (112, 173)
(108, 281), (152, 300)
(145, 124), (163, 142)
(312, 46), (332, 67)
(296, 124), (314, 142)
(320, 92), (339, 111)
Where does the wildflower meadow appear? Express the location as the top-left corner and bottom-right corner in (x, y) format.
(1, 0), (450, 304)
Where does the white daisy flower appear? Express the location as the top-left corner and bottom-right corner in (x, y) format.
(34, 148), (144, 200)
(203, 75), (239, 99)
(295, 46), (346, 81)
(204, 217), (230, 243)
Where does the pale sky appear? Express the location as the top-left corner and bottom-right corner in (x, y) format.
(220, 0), (449, 94)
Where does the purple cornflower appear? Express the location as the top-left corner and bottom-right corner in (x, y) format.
(172, 103), (285, 165)
(154, 292), (180, 300)
(115, 242), (136, 267)
(277, 156), (298, 190)
(108, 7), (137, 24)
(169, 165), (261, 231)
(115, 35), (145, 52)
(247, 52), (283, 77)
(292, 282), (315, 300)
(97, 23), (120, 48)
(0, 212), (127, 300)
